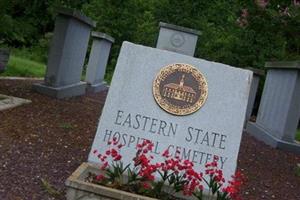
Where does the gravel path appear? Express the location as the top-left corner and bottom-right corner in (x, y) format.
(0, 79), (299, 200)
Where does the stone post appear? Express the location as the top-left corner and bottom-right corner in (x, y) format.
(33, 7), (96, 99)
(246, 61), (300, 154)
(244, 67), (264, 125)
(0, 48), (10, 73)
(85, 32), (114, 93)
(156, 22), (201, 56)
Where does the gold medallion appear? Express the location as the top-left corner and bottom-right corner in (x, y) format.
(153, 63), (208, 116)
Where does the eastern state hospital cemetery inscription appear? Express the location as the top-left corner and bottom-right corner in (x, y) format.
(88, 42), (252, 182)
(103, 110), (228, 169)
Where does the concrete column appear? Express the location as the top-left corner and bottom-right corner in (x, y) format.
(33, 7), (96, 99)
(0, 48), (10, 72)
(246, 61), (300, 154)
(156, 22), (201, 56)
(85, 32), (114, 93)
(244, 67), (265, 124)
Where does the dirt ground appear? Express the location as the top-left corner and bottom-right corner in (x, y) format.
(0, 79), (299, 200)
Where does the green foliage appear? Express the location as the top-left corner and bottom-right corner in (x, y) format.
(0, 0), (85, 46)
(58, 122), (74, 130)
(234, 0), (300, 69)
(296, 163), (300, 177)
(0, 56), (45, 77)
(41, 178), (63, 198)
(12, 33), (52, 63)
(82, 0), (299, 82)
(296, 129), (300, 141)
(1, 0), (299, 81)
(82, 0), (158, 82)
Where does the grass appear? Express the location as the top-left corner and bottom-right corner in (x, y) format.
(41, 178), (62, 198)
(0, 55), (89, 80)
(296, 129), (300, 141)
(59, 122), (74, 130)
(0, 55), (46, 77)
(296, 164), (300, 177)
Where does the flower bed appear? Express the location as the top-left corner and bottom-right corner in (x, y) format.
(66, 162), (158, 200)
(66, 138), (243, 200)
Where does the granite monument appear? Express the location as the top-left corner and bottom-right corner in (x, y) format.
(247, 61), (300, 154)
(156, 22), (201, 56)
(88, 42), (253, 183)
(33, 8), (96, 98)
(85, 31), (114, 93)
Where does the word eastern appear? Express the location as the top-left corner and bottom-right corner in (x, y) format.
(114, 110), (227, 150)
(114, 110), (177, 137)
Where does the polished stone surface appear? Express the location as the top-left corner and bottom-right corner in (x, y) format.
(89, 42), (252, 183)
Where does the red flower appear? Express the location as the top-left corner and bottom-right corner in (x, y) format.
(143, 149), (148, 154)
(111, 148), (118, 157)
(114, 154), (122, 161)
(96, 174), (105, 181)
(100, 162), (108, 170)
(162, 149), (170, 158)
(141, 182), (151, 189)
(105, 150), (110, 155)
(221, 171), (243, 200)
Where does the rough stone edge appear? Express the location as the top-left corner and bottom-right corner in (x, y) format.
(265, 61), (300, 70)
(246, 67), (265, 76)
(159, 22), (202, 36)
(122, 41), (253, 74)
(57, 7), (96, 27)
(32, 81), (86, 99)
(246, 122), (300, 155)
(86, 82), (109, 93)
(91, 32), (115, 43)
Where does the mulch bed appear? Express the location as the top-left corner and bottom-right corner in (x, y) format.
(0, 79), (299, 200)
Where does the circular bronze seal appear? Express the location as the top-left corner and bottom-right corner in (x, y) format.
(153, 63), (208, 116)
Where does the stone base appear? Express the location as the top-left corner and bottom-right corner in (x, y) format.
(66, 162), (159, 200)
(32, 81), (86, 99)
(66, 162), (215, 200)
(246, 122), (300, 155)
(86, 82), (108, 93)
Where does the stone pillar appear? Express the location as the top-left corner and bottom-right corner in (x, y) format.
(244, 67), (265, 124)
(85, 32), (114, 93)
(0, 48), (10, 72)
(33, 7), (96, 99)
(156, 22), (201, 56)
(246, 61), (300, 154)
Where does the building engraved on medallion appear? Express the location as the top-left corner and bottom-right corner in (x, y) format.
(153, 63), (208, 116)
(162, 74), (196, 103)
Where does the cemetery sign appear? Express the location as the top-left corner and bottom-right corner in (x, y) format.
(88, 42), (253, 183)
